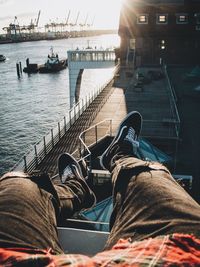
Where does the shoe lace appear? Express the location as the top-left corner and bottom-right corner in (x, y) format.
(125, 127), (137, 141)
(124, 127), (139, 150)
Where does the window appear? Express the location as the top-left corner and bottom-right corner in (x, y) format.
(194, 13), (200, 24)
(176, 13), (188, 24)
(157, 14), (168, 24)
(137, 14), (148, 24)
(129, 39), (135, 49)
(160, 40), (166, 50)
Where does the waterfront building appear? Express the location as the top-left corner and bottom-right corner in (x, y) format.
(118, 0), (200, 66)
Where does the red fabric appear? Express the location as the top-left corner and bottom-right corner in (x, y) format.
(0, 234), (200, 266)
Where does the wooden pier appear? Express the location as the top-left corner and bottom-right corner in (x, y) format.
(34, 64), (179, 176)
(14, 63), (179, 176)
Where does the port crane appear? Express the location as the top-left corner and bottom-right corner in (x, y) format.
(2, 11), (41, 36)
(26, 10), (41, 32)
(65, 10), (71, 26)
(44, 11), (71, 33)
(70, 11), (80, 29)
(79, 13), (88, 31)
(64, 10), (71, 32)
(69, 11), (80, 37)
(2, 16), (20, 35)
(87, 16), (95, 29)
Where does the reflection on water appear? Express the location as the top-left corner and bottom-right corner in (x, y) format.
(0, 34), (120, 175)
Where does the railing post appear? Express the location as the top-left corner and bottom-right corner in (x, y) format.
(88, 153), (92, 175)
(82, 98), (84, 113)
(51, 129), (54, 148)
(93, 89), (95, 100)
(92, 90), (94, 101)
(95, 125), (98, 144)
(110, 119), (112, 136)
(64, 116), (67, 133)
(78, 101), (81, 117)
(58, 122), (61, 140)
(34, 145), (38, 167)
(24, 156), (27, 172)
(43, 136), (47, 156)
(74, 105), (76, 121)
(79, 139), (82, 158)
(83, 133), (86, 155)
(69, 110), (72, 127)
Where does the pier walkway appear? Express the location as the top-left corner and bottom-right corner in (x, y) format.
(14, 63), (180, 176)
(93, 65), (180, 145)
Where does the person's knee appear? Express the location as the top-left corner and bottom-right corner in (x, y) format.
(0, 171), (29, 181)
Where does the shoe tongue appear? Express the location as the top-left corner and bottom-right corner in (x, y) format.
(61, 165), (74, 183)
(124, 127), (139, 153)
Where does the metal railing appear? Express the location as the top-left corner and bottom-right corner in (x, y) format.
(69, 50), (116, 62)
(12, 69), (116, 173)
(78, 119), (112, 174)
(163, 65), (181, 137)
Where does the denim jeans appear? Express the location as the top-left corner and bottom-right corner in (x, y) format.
(104, 142), (200, 249)
(0, 171), (93, 254)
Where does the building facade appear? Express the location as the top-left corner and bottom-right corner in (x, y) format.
(119, 0), (200, 66)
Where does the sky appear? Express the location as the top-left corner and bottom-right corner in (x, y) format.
(0, 0), (122, 34)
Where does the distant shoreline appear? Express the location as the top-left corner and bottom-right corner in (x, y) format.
(0, 29), (118, 45)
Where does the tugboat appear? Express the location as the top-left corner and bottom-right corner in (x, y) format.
(39, 47), (67, 73)
(0, 55), (6, 62)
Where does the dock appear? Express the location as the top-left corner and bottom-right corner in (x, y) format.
(22, 63), (178, 176)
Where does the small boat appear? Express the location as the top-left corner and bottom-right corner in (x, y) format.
(39, 48), (67, 73)
(0, 55), (6, 62)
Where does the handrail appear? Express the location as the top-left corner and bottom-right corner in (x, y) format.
(78, 119), (112, 175)
(163, 65), (181, 137)
(11, 66), (117, 173)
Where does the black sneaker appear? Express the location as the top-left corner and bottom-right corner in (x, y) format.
(100, 111), (142, 170)
(58, 153), (96, 209)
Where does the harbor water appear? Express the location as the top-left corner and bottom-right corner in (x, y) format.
(0, 34), (120, 175)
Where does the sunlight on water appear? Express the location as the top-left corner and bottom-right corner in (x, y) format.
(0, 34), (120, 175)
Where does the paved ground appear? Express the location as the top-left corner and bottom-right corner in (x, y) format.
(93, 65), (179, 155)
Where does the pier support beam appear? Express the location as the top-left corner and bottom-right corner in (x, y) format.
(68, 68), (83, 107)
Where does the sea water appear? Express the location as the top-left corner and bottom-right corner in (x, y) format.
(0, 34), (120, 175)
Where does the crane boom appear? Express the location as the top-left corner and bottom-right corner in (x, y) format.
(75, 11), (80, 25)
(84, 13), (88, 25)
(91, 16), (95, 26)
(66, 10), (71, 25)
(36, 10), (41, 26)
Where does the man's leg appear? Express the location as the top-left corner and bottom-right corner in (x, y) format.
(0, 172), (64, 253)
(99, 111), (200, 249)
(54, 153), (96, 222)
(0, 155), (96, 254)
